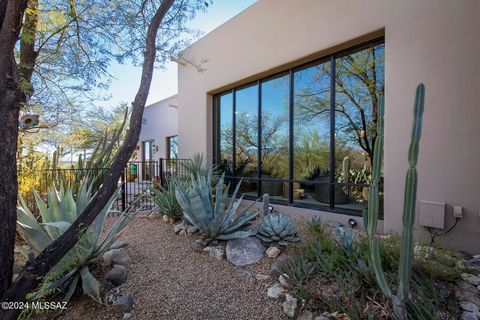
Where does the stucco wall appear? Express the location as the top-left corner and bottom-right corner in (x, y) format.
(177, 0), (480, 253)
(137, 95), (178, 162)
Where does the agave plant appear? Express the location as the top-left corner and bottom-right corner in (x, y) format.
(180, 153), (220, 184)
(16, 180), (133, 303)
(175, 172), (260, 243)
(149, 179), (183, 220)
(256, 214), (300, 246)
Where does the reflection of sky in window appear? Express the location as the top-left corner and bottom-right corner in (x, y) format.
(261, 74), (289, 142)
(236, 84), (258, 153)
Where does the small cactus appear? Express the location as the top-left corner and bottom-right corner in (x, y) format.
(342, 156), (350, 184)
(262, 193), (270, 216)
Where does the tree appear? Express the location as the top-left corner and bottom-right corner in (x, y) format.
(0, 1), (209, 318)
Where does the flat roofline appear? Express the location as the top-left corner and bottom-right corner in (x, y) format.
(145, 94), (178, 108)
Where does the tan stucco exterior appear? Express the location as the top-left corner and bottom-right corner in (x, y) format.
(177, 0), (480, 253)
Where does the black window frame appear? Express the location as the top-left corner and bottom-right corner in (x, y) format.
(212, 37), (385, 218)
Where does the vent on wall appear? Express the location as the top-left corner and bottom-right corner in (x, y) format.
(419, 201), (446, 229)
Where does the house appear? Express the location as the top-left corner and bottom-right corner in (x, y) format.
(173, 0), (480, 253)
(134, 94), (178, 182)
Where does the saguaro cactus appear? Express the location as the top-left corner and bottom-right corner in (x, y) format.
(262, 193), (270, 216)
(342, 156), (351, 184)
(364, 84), (425, 318)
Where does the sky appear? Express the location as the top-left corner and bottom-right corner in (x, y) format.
(100, 0), (257, 109)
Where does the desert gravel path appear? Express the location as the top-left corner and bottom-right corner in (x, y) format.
(52, 216), (287, 320)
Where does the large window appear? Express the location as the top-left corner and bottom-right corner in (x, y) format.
(213, 39), (384, 216)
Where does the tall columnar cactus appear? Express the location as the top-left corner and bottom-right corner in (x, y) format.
(262, 193), (270, 215)
(364, 84), (425, 319)
(342, 156), (351, 184)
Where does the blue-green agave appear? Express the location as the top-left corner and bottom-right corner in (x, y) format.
(175, 172), (260, 243)
(256, 214), (300, 246)
(16, 181), (133, 303)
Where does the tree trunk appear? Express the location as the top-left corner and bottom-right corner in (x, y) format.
(0, 0), (174, 318)
(0, 0), (29, 302)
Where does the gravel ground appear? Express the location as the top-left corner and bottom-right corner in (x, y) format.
(43, 215), (293, 320)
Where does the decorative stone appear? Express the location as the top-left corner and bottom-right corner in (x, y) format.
(298, 310), (314, 320)
(457, 282), (480, 306)
(255, 273), (271, 281)
(103, 248), (131, 268)
(112, 292), (134, 313)
(462, 273), (480, 286)
(105, 264), (129, 286)
(187, 226), (199, 234)
(466, 258), (480, 273)
(460, 311), (479, 320)
(110, 240), (128, 250)
(267, 283), (284, 299)
(179, 229), (187, 236)
(173, 224), (184, 234)
(314, 316), (330, 320)
(266, 246), (281, 259)
(162, 215), (169, 223)
(279, 274), (291, 289)
(282, 293), (298, 318)
(122, 313), (132, 320)
(226, 237), (265, 266)
(203, 246), (211, 253)
(209, 246), (225, 261)
(461, 301), (480, 313)
(236, 267), (255, 278)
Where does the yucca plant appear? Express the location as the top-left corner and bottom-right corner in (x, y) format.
(175, 172), (260, 243)
(256, 214), (300, 246)
(149, 179), (183, 220)
(16, 180), (133, 303)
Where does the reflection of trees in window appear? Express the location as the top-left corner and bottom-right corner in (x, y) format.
(235, 85), (258, 177)
(261, 75), (289, 179)
(219, 93), (233, 174)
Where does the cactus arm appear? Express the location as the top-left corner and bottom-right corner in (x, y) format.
(371, 240), (392, 297)
(398, 84), (425, 301)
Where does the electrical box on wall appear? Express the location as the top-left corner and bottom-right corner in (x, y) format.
(419, 201), (446, 229)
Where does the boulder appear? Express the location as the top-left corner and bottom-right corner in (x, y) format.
(267, 283), (284, 299)
(105, 264), (129, 286)
(103, 248), (131, 268)
(226, 237), (265, 266)
(112, 292), (134, 313)
(282, 293), (298, 318)
(266, 246), (281, 259)
(110, 240), (128, 250)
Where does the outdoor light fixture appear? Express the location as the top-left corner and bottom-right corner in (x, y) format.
(348, 218), (357, 228)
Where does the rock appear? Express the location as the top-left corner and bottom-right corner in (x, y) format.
(266, 246), (281, 259)
(298, 310), (314, 320)
(457, 282), (480, 306)
(236, 267), (255, 278)
(226, 237), (265, 266)
(460, 312), (479, 320)
(105, 264), (129, 286)
(462, 273), (480, 286)
(267, 283), (284, 299)
(179, 229), (187, 236)
(203, 246), (211, 253)
(103, 248), (131, 268)
(110, 240), (128, 250)
(314, 316), (330, 320)
(209, 246), (225, 261)
(461, 301), (480, 313)
(173, 224), (184, 234)
(162, 215), (169, 223)
(282, 293), (298, 318)
(122, 313), (132, 320)
(106, 287), (121, 305)
(270, 256), (288, 274)
(279, 274), (291, 289)
(255, 273), (270, 281)
(112, 292), (134, 313)
(193, 239), (205, 253)
(187, 226), (199, 234)
(466, 258), (480, 273)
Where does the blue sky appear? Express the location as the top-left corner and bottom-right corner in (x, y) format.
(100, 0), (257, 109)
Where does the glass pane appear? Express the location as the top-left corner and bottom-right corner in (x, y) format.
(168, 136), (178, 159)
(261, 74), (290, 179)
(219, 93), (233, 175)
(334, 43), (385, 185)
(235, 84), (259, 178)
(293, 181), (330, 208)
(238, 178), (258, 198)
(260, 180), (289, 204)
(293, 61), (331, 182)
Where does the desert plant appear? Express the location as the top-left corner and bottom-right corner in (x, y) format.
(16, 180), (133, 303)
(175, 172), (260, 243)
(262, 193), (270, 216)
(149, 179), (183, 220)
(180, 153), (219, 183)
(364, 84), (425, 318)
(256, 214), (300, 246)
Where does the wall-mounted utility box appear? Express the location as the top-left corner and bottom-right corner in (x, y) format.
(419, 201), (446, 229)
